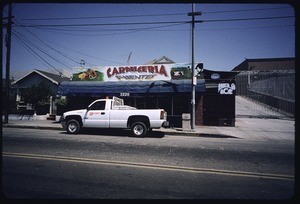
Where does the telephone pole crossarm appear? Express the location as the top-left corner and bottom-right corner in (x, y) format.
(188, 11), (202, 16)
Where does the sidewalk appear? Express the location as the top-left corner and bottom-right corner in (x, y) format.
(2, 96), (295, 140)
(2, 115), (295, 141)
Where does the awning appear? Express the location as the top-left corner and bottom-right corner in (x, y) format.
(58, 79), (206, 97)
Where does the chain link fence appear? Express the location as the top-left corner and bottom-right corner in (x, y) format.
(235, 70), (295, 119)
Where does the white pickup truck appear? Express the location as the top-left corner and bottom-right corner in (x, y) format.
(60, 97), (169, 136)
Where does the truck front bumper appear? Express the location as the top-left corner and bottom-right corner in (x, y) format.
(58, 116), (66, 128)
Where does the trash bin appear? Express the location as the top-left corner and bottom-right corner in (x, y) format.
(182, 113), (191, 131)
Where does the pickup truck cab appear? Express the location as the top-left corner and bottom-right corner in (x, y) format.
(60, 97), (169, 136)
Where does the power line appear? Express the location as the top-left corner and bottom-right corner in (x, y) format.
(25, 21), (187, 32)
(12, 30), (66, 76)
(120, 24), (294, 32)
(13, 20), (127, 65)
(13, 20), (189, 28)
(202, 6), (292, 14)
(198, 25), (294, 31)
(18, 12), (186, 21)
(9, 6), (295, 71)
(14, 20), (79, 68)
(201, 15), (294, 23)
(29, 22), (188, 37)
(20, 30), (126, 65)
(15, 20), (125, 71)
(18, 20), (293, 38)
(13, 15), (294, 28)
(12, 29), (73, 77)
(15, 29), (72, 69)
(16, 6), (292, 21)
(23, 33), (127, 65)
(13, 15), (293, 38)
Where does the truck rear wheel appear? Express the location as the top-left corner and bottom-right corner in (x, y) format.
(66, 119), (81, 134)
(131, 122), (147, 137)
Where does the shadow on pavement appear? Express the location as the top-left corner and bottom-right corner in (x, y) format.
(198, 133), (240, 139)
(60, 128), (165, 138)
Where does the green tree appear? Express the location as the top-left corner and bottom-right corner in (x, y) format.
(21, 81), (54, 110)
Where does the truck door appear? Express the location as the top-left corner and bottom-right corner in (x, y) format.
(84, 100), (109, 128)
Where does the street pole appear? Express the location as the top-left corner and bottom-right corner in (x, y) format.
(191, 4), (195, 130)
(188, 4), (201, 130)
(4, 3), (13, 124)
(1, 5), (3, 123)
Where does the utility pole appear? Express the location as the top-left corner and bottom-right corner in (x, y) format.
(1, 5), (3, 123)
(4, 3), (13, 124)
(188, 4), (201, 130)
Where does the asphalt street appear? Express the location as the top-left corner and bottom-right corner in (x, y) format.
(2, 128), (295, 199)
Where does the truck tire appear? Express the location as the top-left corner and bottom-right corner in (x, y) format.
(131, 122), (147, 137)
(66, 119), (81, 134)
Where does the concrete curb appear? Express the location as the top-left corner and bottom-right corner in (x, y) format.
(2, 124), (238, 138)
(2, 124), (195, 135)
(2, 124), (63, 131)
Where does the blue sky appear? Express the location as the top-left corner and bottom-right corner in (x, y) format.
(2, 3), (295, 79)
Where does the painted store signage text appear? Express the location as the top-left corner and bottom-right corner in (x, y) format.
(107, 65), (168, 80)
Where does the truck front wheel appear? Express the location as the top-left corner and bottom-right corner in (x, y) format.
(66, 119), (81, 134)
(131, 122), (147, 137)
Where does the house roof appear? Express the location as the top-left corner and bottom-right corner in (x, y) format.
(145, 56), (175, 64)
(242, 57), (294, 63)
(232, 57), (295, 71)
(12, 69), (70, 85)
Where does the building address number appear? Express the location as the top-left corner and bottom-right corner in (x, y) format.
(120, 92), (130, 97)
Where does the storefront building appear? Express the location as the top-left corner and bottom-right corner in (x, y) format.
(202, 69), (239, 126)
(58, 62), (206, 127)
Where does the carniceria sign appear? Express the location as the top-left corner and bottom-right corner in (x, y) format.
(106, 65), (168, 80)
(72, 63), (201, 82)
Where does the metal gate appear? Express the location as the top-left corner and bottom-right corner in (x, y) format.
(235, 70), (294, 119)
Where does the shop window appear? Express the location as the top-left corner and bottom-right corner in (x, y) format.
(146, 97), (158, 109)
(173, 96), (189, 115)
(158, 97), (172, 115)
(124, 98), (135, 107)
(136, 97), (146, 109)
